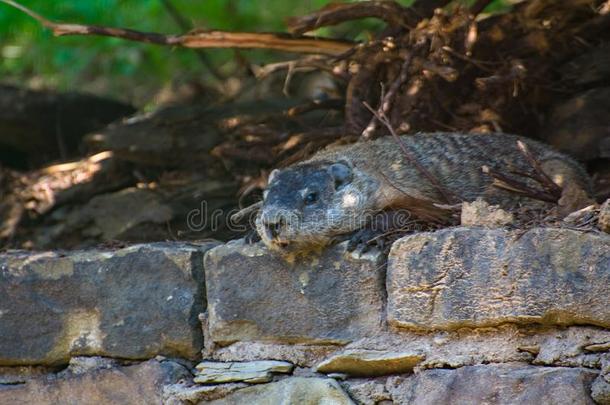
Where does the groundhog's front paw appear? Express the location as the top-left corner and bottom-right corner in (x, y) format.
(346, 228), (387, 253)
(244, 229), (261, 244)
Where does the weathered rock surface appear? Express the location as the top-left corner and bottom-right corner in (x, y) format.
(164, 382), (248, 405)
(205, 377), (355, 405)
(0, 242), (216, 365)
(340, 379), (391, 405)
(386, 363), (598, 405)
(211, 342), (338, 368)
(387, 228), (610, 330)
(316, 350), (424, 377)
(316, 325), (610, 373)
(0, 359), (189, 405)
(194, 360), (294, 384)
(204, 240), (386, 344)
(592, 356), (610, 405)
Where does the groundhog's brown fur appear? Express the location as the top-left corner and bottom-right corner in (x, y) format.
(256, 132), (591, 252)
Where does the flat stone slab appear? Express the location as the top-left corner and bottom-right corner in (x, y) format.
(204, 240), (386, 344)
(194, 360), (294, 384)
(0, 242), (216, 365)
(316, 350), (424, 377)
(387, 228), (610, 330)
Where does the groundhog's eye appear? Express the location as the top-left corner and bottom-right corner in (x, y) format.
(304, 192), (319, 205)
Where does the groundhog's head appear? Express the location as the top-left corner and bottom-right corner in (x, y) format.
(255, 160), (376, 252)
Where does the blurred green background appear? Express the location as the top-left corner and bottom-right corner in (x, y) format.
(0, 0), (510, 106)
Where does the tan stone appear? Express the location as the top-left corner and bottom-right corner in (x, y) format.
(205, 377), (355, 405)
(387, 228), (610, 331)
(194, 360), (294, 384)
(316, 350), (424, 377)
(460, 198), (514, 227)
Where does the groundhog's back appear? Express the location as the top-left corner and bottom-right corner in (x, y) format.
(304, 132), (591, 204)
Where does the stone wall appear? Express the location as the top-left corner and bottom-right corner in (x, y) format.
(0, 228), (609, 404)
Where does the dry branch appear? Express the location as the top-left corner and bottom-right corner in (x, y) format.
(287, 1), (413, 34)
(287, 0), (453, 36)
(0, 0), (354, 56)
(482, 165), (558, 203)
(361, 51), (414, 139)
(363, 103), (458, 205)
(482, 141), (565, 204)
(516, 140), (563, 196)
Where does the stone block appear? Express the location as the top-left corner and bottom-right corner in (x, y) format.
(387, 228), (610, 330)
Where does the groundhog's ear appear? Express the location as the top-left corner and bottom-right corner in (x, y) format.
(267, 169), (280, 185)
(328, 162), (352, 190)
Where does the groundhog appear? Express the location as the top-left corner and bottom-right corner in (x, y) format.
(256, 132), (591, 252)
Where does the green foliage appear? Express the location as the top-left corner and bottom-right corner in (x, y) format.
(0, 0), (509, 104)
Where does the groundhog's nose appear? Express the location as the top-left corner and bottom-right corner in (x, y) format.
(265, 217), (285, 239)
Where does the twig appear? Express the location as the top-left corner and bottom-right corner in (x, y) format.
(516, 140), (563, 196)
(482, 165), (558, 203)
(159, 0), (224, 81)
(230, 201), (262, 223)
(288, 0), (452, 36)
(287, 1), (413, 35)
(441, 46), (495, 71)
(0, 0), (354, 56)
(363, 102), (458, 205)
(361, 51), (413, 139)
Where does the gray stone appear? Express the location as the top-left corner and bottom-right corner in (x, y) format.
(163, 382), (247, 405)
(206, 377), (355, 405)
(0, 242), (216, 365)
(592, 356), (610, 405)
(387, 228), (610, 330)
(340, 379), (391, 405)
(533, 328), (609, 368)
(386, 363), (598, 405)
(194, 360), (294, 384)
(592, 379), (610, 405)
(316, 350), (424, 377)
(204, 239), (386, 344)
(66, 356), (118, 375)
(0, 359), (189, 405)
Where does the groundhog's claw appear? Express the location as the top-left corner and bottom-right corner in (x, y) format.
(346, 228), (386, 253)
